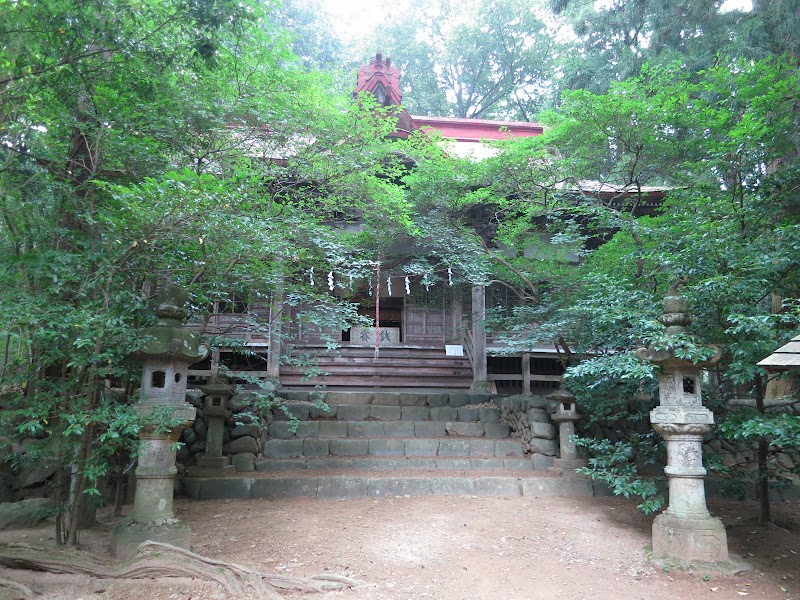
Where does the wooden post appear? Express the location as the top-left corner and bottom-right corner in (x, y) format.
(522, 352), (531, 395)
(470, 284), (490, 393)
(266, 279), (284, 381)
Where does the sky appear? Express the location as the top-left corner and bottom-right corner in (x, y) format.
(320, 0), (754, 45)
(320, 0), (409, 42)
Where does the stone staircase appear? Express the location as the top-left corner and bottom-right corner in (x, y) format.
(183, 390), (595, 501)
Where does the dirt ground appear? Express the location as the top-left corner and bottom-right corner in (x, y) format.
(0, 493), (798, 600)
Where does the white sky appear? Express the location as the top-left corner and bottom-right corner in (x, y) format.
(321, 0), (410, 43)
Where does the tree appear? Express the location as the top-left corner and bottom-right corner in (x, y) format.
(0, 0), (409, 545)
(550, 0), (800, 95)
(526, 58), (800, 518)
(370, 0), (562, 120)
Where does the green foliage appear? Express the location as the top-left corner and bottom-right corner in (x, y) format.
(575, 433), (666, 513)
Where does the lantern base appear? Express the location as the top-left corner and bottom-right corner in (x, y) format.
(652, 512), (728, 563)
(111, 520), (192, 560)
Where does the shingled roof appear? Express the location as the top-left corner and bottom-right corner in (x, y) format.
(758, 334), (800, 371)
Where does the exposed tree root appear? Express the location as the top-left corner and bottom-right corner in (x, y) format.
(0, 541), (363, 599)
(0, 577), (34, 599)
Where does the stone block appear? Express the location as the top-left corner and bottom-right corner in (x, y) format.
(337, 405), (371, 421)
(426, 393), (449, 407)
(403, 458), (438, 469)
(484, 423), (511, 439)
(329, 439), (369, 456)
(355, 458), (400, 471)
(521, 477), (593, 498)
(369, 405), (401, 421)
(347, 422), (385, 438)
(429, 478), (476, 495)
(469, 440), (496, 457)
(231, 424), (260, 439)
(317, 476), (369, 499)
(438, 439), (471, 456)
(473, 477), (522, 497)
(524, 395), (550, 410)
(401, 406), (430, 421)
(368, 439), (405, 456)
(457, 407), (480, 422)
(294, 421), (320, 439)
(309, 404), (336, 419)
(529, 437), (558, 456)
(527, 408), (551, 423)
(478, 407), (501, 423)
(303, 439), (330, 457)
(372, 392), (401, 406)
(197, 478), (253, 500)
(306, 458), (354, 471)
(404, 439), (440, 456)
(652, 513), (729, 563)
(469, 393), (491, 404)
(473, 458), (506, 470)
(267, 421), (294, 440)
(318, 421), (348, 438)
(225, 435), (259, 454)
(436, 458), (473, 470)
(285, 403), (309, 420)
(414, 421), (447, 437)
(429, 407), (458, 421)
(532, 453), (555, 470)
(504, 458), (534, 470)
(251, 477), (318, 499)
(263, 439), (304, 459)
(284, 391), (309, 402)
(531, 422), (556, 439)
(399, 393), (427, 406)
(445, 422), (485, 437)
(448, 393), (472, 407)
(232, 453), (256, 472)
(256, 459), (307, 472)
(383, 421), (415, 438)
(495, 440), (524, 457)
(368, 477), (433, 498)
(325, 392), (354, 406)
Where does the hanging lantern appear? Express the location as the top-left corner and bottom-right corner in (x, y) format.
(405, 276), (411, 295)
(327, 271), (334, 291)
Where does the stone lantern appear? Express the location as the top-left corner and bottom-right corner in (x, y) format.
(636, 288), (728, 563)
(549, 388), (586, 471)
(111, 285), (208, 559)
(188, 381), (235, 477)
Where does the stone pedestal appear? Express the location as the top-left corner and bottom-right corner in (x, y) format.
(111, 286), (208, 559)
(637, 289), (729, 564)
(188, 382), (235, 477)
(548, 388), (586, 471)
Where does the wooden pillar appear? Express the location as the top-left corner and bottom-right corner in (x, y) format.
(522, 352), (531, 395)
(470, 284), (490, 393)
(266, 279), (284, 381)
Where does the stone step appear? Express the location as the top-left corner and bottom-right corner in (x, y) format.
(274, 403), (502, 424)
(182, 473), (595, 501)
(268, 420), (510, 440)
(255, 456), (535, 472)
(280, 390), (493, 407)
(262, 437), (524, 459)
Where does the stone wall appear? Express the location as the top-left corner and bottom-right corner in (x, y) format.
(494, 394), (559, 469)
(177, 390), (269, 473)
